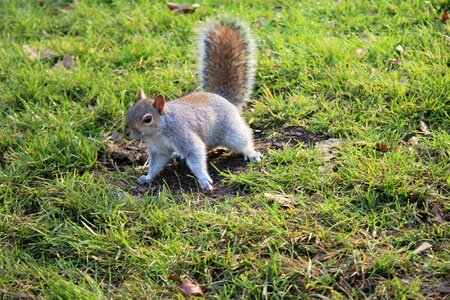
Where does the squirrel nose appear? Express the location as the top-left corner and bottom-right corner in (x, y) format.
(124, 130), (130, 137)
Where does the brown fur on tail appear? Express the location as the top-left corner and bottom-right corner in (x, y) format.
(198, 18), (256, 109)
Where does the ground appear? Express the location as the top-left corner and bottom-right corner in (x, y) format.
(0, 0), (449, 299)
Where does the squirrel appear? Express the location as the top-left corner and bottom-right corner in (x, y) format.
(124, 17), (261, 191)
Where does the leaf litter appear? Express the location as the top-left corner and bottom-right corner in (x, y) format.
(23, 45), (75, 70)
(23, 45), (57, 60)
(264, 193), (299, 208)
(412, 242), (432, 254)
(51, 55), (74, 71)
(419, 121), (431, 135)
(100, 126), (330, 196)
(167, 2), (199, 14)
(431, 204), (445, 223)
(168, 275), (203, 298)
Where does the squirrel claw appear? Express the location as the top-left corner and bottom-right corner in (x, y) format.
(137, 175), (152, 185)
(199, 179), (214, 192)
(245, 152), (262, 163)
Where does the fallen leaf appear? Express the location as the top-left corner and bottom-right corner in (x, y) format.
(168, 274), (182, 283)
(431, 204), (444, 223)
(442, 11), (449, 24)
(375, 142), (391, 152)
(264, 193), (299, 207)
(413, 242), (432, 254)
(387, 58), (399, 65)
(23, 45), (57, 60)
(355, 48), (368, 57)
(395, 45), (404, 53)
(92, 255), (106, 263)
(386, 59), (400, 71)
(23, 45), (39, 59)
(407, 136), (419, 146)
(419, 121), (430, 135)
(52, 55), (74, 70)
(167, 2), (199, 13)
(178, 279), (203, 298)
(315, 138), (343, 160)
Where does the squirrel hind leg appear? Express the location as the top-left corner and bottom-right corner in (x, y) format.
(222, 131), (261, 163)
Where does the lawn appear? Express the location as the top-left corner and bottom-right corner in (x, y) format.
(0, 0), (449, 298)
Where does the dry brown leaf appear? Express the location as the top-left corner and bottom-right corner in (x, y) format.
(178, 279), (203, 298)
(413, 242), (432, 254)
(419, 121), (430, 135)
(61, 55), (74, 69)
(264, 193), (299, 207)
(168, 274), (182, 283)
(375, 142), (391, 152)
(431, 204), (444, 223)
(442, 11), (449, 24)
(52, 55), (74, 70)
(167, 2), (199, 13)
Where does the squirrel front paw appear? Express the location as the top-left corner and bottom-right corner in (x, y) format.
(137, 175), (152, 185)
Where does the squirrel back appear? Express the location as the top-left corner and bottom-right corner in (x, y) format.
(198, 17), (256, 109)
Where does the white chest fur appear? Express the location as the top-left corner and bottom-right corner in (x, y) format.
(145, 133), (176, 156)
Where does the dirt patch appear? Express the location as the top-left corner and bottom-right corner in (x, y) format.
(100, 126), (327, 198)
(255, 126), (328, 150)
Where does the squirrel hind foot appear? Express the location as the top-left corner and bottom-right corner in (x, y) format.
(245, 151), (262, 163)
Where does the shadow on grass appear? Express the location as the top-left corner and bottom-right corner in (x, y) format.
(99, 126), (328, 198)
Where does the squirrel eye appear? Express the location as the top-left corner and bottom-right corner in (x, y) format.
(143, 115), (153, 124)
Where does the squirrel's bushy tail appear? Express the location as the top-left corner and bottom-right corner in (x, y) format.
(198, 17), (256, 109)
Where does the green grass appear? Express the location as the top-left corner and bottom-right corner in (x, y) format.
(1, 0), (449, 298)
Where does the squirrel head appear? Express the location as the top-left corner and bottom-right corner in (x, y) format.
(124, 89), (166, 139)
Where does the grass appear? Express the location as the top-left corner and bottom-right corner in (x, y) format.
(1, 0), (449, 298)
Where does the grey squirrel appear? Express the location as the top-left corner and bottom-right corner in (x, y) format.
(124, 17), (261, 191)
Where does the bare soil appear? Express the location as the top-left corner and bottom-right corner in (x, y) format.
(100, 126), (327, 197)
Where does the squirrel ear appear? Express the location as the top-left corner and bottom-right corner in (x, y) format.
(138, 88), (146, 100)
(153, 94), (165, 115)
